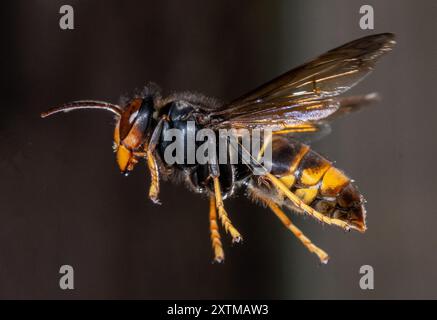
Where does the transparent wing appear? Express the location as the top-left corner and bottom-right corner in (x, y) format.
(271, 93), (379, 143)
(210, 33), (395, 131)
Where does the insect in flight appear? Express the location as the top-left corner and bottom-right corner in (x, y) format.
(42, 33), (395, 263)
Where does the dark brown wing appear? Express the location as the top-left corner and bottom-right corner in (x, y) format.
(209, 33), (395, 131)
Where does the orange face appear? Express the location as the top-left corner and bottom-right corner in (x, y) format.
(113, 122), (134, 175)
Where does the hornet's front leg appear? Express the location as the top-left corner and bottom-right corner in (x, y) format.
(145, 116), (167, 204)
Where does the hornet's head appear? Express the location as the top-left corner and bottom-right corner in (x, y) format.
(113, 96), (155, 175)
(41, 90), (157, 176)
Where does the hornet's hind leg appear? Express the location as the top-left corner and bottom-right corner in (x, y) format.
(268, 202), (329, 264)
(249, 185), (329, 264)
(264, 173), (351, 231)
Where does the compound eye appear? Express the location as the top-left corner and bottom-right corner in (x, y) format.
(119, 98), (143, 140)
(119, 96), (154, 142)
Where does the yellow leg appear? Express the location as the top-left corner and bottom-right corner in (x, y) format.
(268, 201), (329, 264)
(147, 150), (160, 204)
(256, 132), (272, 162)
(212, 177), (242, 243)
(273, 124), (318, 135)
(265, 173), (350, 231)
(209, 196), (225, 263)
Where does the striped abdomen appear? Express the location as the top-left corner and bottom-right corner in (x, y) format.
(261, 136), (366, 232)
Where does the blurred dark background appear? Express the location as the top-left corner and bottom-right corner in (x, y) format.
(1, 0), (436, 299)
